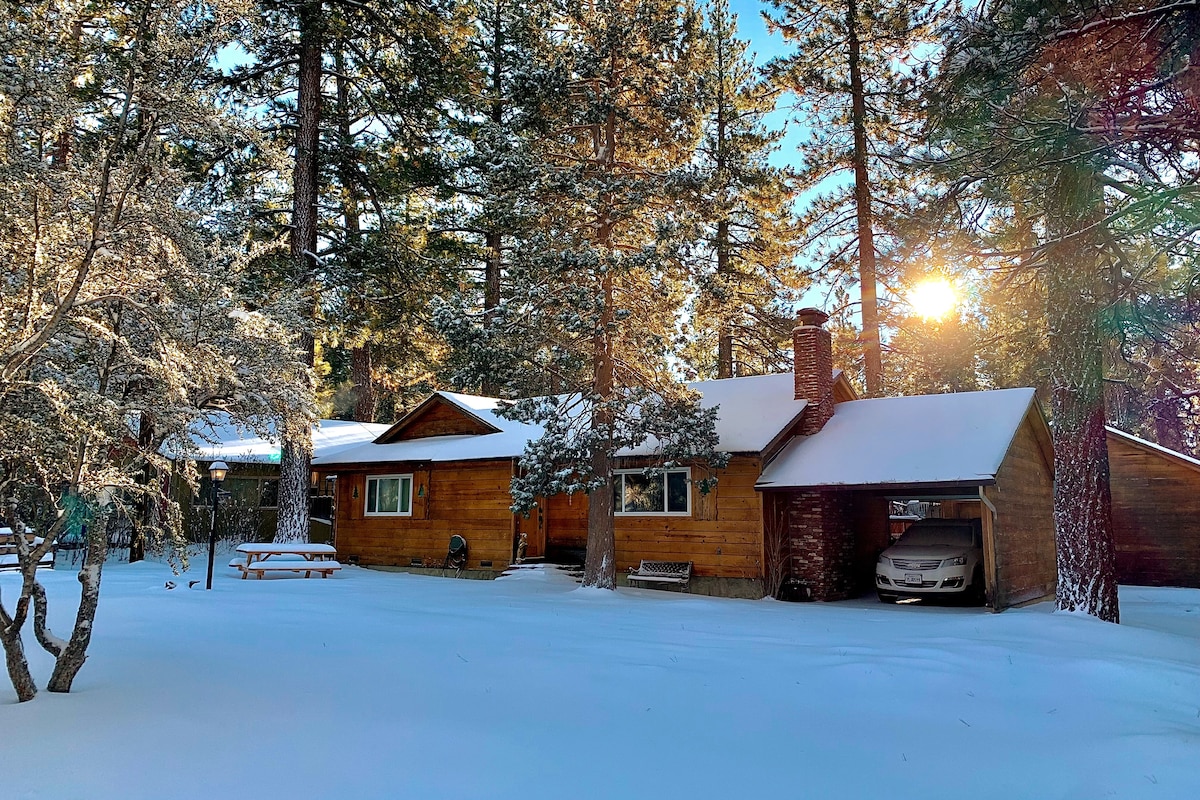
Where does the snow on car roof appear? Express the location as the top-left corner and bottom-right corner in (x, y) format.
(756, 388), (1038, 489)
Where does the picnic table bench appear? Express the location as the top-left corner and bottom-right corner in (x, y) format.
(627, 560), (692, 592)
(0, 528), (54, 571)
(234, 543), (341, 580)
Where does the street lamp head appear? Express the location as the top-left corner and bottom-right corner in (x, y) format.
(209, 461), (230, 484)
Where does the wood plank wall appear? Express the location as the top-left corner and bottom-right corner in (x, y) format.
(544, 456), (766, 579)
(384, 399), (495, 440)
(990, 413), (1057, 608)
(334, 460), (516, 569)
(1108, 434), (1200, 588)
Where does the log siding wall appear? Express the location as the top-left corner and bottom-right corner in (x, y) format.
(334, 459), (516, 570)
(989, 413), (1057, 608)
(1108, 434), (1200, 588)
(545, 456), (765, 579)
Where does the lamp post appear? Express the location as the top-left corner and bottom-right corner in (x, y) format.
(206, 461), (229, 590)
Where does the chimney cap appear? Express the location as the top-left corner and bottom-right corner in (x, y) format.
(796, 307), (829, 328)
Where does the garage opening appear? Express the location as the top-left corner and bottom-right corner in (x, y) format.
(876, 494), (988, 607)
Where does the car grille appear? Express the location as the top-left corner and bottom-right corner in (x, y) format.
(892, 558), (942, 570)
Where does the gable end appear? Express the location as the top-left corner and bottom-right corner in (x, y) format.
(377, 395), (501, 443)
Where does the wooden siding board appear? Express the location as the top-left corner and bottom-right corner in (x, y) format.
(1108, 434), (1200, 587)
(335, 460), (516, 570)
(544, 456), (765, 579)
(990, 413), (1057, 609)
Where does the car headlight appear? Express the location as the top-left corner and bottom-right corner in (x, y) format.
(942, 556), (967, 567)
(877, 555), (891, 565)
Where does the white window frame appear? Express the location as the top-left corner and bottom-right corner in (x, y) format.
(365, 474), (413, 517)
(613, 468), (691, 516)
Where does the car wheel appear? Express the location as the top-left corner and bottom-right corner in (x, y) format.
(966, 566), (986, 606)
(877, 591), (898, 604)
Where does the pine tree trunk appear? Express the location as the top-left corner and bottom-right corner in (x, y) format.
(716, 217), (733, 378)
(277, 0), (323, 543)
(131, 412), (155, 563)
(47, 514), (109, 693)
(583, 266), (616, 590)
(1046, 161), (1119, 623)
(334, 45), (375, 423)
(350, 344), (376, 422)
(846, 0), (883, 397)
(713, 12), (734, 380)
(481, 2), (505, 397)
(582, 98), (619, 590)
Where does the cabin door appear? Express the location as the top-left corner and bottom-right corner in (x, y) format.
(516, 504), (545, 561)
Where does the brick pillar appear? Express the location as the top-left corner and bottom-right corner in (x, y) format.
(786, 490), (857, 600)
(793, 308), (834, 435)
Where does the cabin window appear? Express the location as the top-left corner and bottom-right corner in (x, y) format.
(613, 468), (690, 516)
(365, 474), (413, 516)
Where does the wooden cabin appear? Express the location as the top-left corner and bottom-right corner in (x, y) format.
(317, 308), (1058, 610)
(1107, 426), (1200, 588)
(175, 414), (388, 544)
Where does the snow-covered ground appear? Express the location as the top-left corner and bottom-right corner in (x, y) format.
(4, 562), (1200, 799)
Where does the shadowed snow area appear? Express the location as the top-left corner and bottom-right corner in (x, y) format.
(4, 563), (1199, 799)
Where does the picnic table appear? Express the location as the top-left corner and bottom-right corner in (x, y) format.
(233, 543), (341, 580)
(0, 528), (54, 571)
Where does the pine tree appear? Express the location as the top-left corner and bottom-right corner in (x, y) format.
(228, 0), (470, 536)
(433, 0), (567, 398)
(924, 0), (1200, 622)
(493, 0), (729, 589)
(765, 0), (941, 396)
(686, 0), (802, 380)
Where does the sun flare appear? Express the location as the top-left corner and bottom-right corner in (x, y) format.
(909, 277), (957, 320)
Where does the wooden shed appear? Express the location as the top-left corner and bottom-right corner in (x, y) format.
(755, 387), (1057, 611)
(1107, 426), (1200, 588)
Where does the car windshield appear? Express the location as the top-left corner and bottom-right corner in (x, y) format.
(897, 524), (974, 548)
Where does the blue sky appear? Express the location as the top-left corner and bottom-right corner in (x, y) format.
(728, 0), (805, 170)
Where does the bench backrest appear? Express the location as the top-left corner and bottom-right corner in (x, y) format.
(636, 560), (691, 577)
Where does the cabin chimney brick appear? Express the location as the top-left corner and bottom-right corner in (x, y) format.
(793, 307), (834, 435)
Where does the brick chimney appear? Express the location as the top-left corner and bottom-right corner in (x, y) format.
(793, 307), (834, 435)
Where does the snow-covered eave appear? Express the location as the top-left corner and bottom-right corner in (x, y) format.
(1106, 425), (1200, 474)
(993, 395), (1055, 478)
(754, 476), (999, 492)
(315, 456), (520, 470)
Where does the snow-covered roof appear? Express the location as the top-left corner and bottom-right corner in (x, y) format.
(179, 414), (390, 465)
(1106, 426), (1200, 472)
(315, 392), (545, 466)
(315, 374), (811, 466)
(757, 388), (1039, 489)
(619, 373), (807, 456)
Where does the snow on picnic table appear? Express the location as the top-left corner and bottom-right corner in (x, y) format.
(3, 564), (1199, 800)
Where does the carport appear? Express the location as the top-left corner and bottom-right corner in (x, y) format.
(756, 388), (1056, 611)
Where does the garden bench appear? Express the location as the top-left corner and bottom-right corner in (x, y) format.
(627, 560), (692, 591)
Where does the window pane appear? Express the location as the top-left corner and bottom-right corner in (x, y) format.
(378, 478), (400, 513)
(398, 477), (411, 513)
(227, 478), (259, 507)
(667, 471), (689, 513)
(259, 479), (279, 508)
(613, 475), (623, 512)
(623, 472), (664, 513)
(366, 479), (379, 513)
